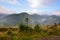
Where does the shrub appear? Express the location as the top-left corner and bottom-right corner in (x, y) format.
(18, 23), (25, 32)
(6, 27), (12, 35)
(34, 24), (40, 32)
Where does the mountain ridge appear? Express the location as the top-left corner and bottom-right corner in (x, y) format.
(0, 12), (60, 26)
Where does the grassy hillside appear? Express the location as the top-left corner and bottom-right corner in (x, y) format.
(0, 23), (60, 40)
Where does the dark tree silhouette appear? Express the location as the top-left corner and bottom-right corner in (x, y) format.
(34, 24), (40, 32)
(19, 23), (25, 32)
(25, 17), (29, 26)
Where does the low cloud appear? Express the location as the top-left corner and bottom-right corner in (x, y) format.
(0, 6), (60, 15)
(0, 6), (16, 14)
(25, 9), (48, 15)
(27, 0), (57, 8)
(0, 0), (20, 5)
(52, 10), (60, 15)
(25, 9), (60, 15)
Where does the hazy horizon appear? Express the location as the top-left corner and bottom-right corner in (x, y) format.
(0, 0), (60, 15)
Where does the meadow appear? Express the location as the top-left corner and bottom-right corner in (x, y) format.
(0, 23), (60, 40)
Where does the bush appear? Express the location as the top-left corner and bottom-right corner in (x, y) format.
(6, 28), (12, 35)
(18, 23), (25, 32)
(34, 24), (41, 32)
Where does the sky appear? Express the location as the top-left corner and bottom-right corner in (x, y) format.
(0, 0), (60, 15)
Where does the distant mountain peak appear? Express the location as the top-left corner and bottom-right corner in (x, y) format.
(19, 12), (29, 15)
(0, 12), (60, 26)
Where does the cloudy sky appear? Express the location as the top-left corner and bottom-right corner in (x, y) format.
(0, 0), (60, 15)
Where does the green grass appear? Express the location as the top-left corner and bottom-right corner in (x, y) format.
(0, 32), (43, 40)
(0, 24), (60, 40)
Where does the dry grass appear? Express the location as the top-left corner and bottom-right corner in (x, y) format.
(0, 24), (60, 40)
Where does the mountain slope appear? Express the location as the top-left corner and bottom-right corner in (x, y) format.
(0, 12), (60, 26)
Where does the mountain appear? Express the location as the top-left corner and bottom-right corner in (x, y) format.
(0, 12), (60, 26)
(43, 15), (60, 25)
(0, 13), (8, 18)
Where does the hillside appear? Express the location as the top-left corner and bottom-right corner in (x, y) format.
(0, 12), (60, 26)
